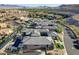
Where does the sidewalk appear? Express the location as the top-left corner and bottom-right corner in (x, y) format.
(62, 31), (67, 55)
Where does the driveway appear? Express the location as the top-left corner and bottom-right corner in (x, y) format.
(64, 27), (79, 55)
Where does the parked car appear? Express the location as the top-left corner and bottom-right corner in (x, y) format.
(73, 44), (79, 49)
(73, 40), (79, 44)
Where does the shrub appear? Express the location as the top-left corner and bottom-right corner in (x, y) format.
(55, 40), (64, 49)
(60, 44), (64, 49)
(55, 43), (59, 48)
(57, 36), (62, 42)
(55, 28), (62, 33)
(0, 40), (3, 44)
(55, 43), (64, 49)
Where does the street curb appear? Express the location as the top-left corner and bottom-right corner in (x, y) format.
(62, 31), (68, 55)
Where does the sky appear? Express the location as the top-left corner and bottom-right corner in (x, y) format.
(0, 0), (79, 4)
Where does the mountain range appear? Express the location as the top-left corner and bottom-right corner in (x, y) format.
(0, 4), (25, 8)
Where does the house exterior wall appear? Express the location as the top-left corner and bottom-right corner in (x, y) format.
(22, 45), (45, 53)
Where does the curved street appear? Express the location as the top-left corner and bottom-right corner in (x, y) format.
(64, 27), (79, 55)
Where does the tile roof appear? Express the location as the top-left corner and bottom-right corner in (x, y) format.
(22, 37), (53, 45)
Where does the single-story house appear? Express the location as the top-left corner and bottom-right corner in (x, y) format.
(22, 28), (50, 37)
(22, 37), (54, 54)
(42, 25), (58, 30)
(22, 28), (33, 36)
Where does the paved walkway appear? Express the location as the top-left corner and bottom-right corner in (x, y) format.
(62, 32), (67, 55)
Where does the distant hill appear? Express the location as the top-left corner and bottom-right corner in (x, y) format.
(57, 4), (79, 13)
(0, 4), (25, 8)
(59, 4), (79, 8)
(59, 4), (79, 9)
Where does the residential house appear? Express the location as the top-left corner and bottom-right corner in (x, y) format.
(22, 37), (54, 54)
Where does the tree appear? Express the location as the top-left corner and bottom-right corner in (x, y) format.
(17, 25), (23, 33)
(7, 25), (11, 28)
(0, 40), (3, 44)
(28, 13), (32, 18)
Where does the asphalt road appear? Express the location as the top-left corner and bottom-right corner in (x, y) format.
(64, 27), (79, 55)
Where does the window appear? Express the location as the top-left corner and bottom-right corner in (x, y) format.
(48, 24), (53, 26)
(40, 32), (48, 36)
